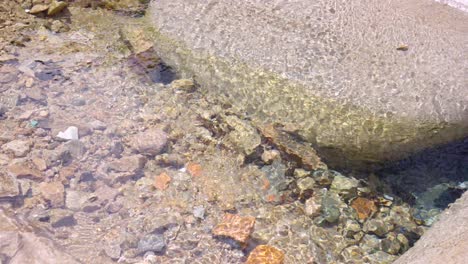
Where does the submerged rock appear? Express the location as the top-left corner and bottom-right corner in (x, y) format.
(212, 213), (256, 244)
(246, 245), (285, 264)
(128, 128), (168, 156)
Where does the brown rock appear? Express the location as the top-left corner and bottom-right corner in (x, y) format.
(246, 245), (285, 264)
(154, 172), (171, 190)
(7, 163), (43, 181)
(38, 181), (65, 208)
(212, 213), (255, 244)
(350, 197), (378, 221)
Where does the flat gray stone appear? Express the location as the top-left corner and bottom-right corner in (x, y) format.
(146, 0), (468, 168)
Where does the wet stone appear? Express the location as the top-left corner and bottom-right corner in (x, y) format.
(246, 245), (285, 264)
(137, 234), (166, 255)
(212, 213), (256, 244)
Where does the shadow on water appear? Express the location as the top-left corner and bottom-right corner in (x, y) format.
(377, 137), (468, 210)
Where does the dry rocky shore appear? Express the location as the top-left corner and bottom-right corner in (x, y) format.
(0, 1), (466, 263)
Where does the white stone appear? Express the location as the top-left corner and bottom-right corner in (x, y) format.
(57, 126), (79, 140)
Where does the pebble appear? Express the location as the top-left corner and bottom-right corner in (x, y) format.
(137, 234), (166, 254)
